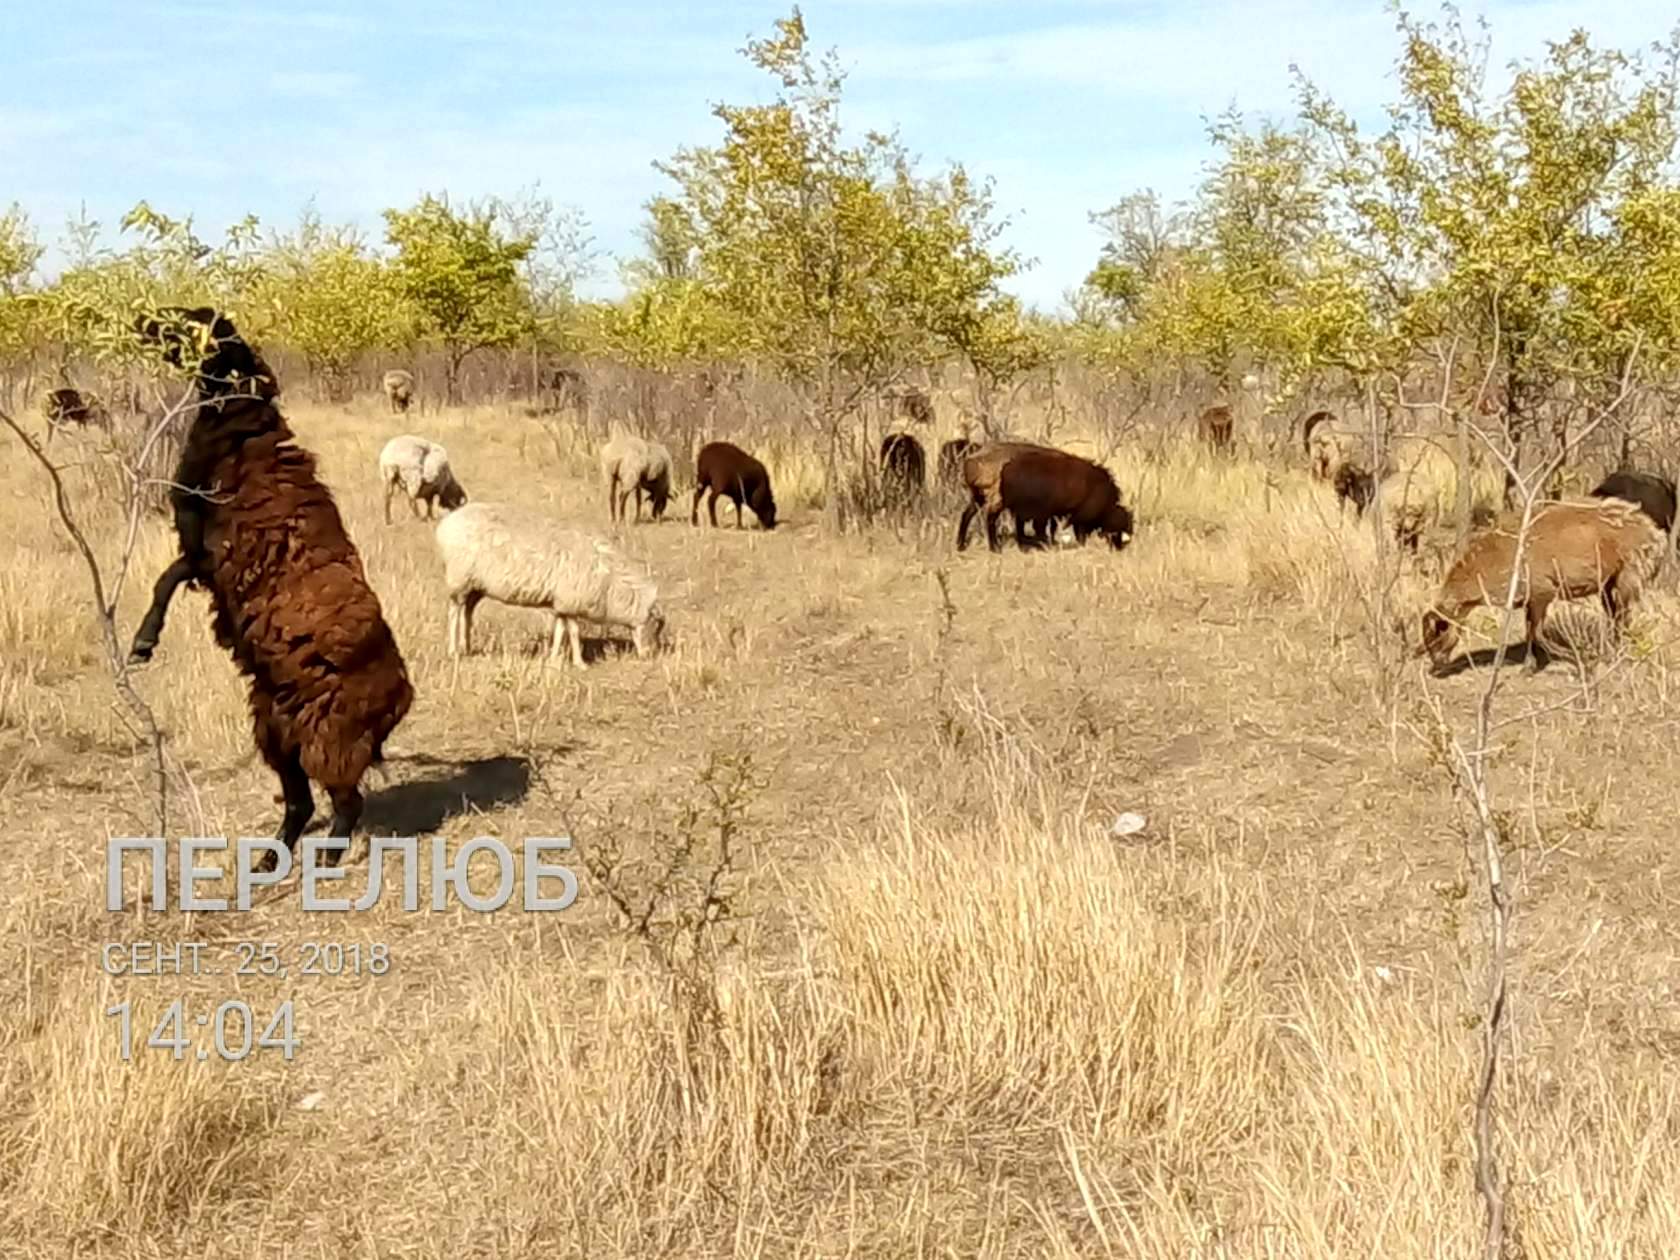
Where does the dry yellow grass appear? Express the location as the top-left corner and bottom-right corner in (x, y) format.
(2, 395), (1680, 1257)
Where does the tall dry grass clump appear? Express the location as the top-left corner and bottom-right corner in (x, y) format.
(2, 972), (284, 1245)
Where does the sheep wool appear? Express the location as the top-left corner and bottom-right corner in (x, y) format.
(436, 502), (664, 666)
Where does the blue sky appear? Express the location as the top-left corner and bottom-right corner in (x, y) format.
(4, 1), (1678, 311)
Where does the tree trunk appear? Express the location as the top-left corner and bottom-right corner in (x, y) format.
(1454, 402), (1474, 550)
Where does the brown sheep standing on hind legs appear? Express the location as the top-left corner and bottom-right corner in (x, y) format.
(1418, 497), (1665, 674)
(128, 308), (414, 870)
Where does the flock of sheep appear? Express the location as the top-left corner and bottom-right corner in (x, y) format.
(26, 321), (1679, 869)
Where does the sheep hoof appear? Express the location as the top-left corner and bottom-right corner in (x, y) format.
(127, 644), (155, 666)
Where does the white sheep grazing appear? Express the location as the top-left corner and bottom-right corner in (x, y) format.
(435, 501), (666, 666)
(599, 432), (673, 523)
(380, 434), (467, 524)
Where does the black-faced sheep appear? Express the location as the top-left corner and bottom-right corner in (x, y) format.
(382, 369), (414, 415)
(880, 432), (926, 504)
(1589, 470), (1676, 536)
(996, 447), (1134, 553)
(435, 502), (665, 667)
(600, 432), (672, 523)
(380, 434), (467, 523)
(127, 308), (413, 866)
(542, 367), (587, 414)
(1197, 405), (1234, 453)
(692, 441), (777, 530)
(42, 387), (108, 442)
(1419, 497), (1665, 673)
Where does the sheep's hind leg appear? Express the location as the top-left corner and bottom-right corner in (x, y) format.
(267, 753), (314, 874)
(128, 556), (195, 664)
(321, 784), (363, 867)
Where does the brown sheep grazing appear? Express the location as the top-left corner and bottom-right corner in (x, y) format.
(42, 386), (108, 442)
(1197, 405), (1234, 452)
(998, 448), (1134, 553)
(128, 308), (414, 868)
(880, 432), (926, 503)
(692, 440), (777, 530)
(937, 438), (978, 488)
(1418, 497), (1666, 674)
(1589, 470), (1676, 537)
(958, 442), (1131, 553)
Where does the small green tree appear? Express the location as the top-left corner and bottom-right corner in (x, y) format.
(262, 208), (402, 401)
(0, 204), (46, 402)
(382, 193), (534, 403)
(654, 7), (1026, 526)
(1297, 9), (1680, 495)
(490, 184), (597, 396)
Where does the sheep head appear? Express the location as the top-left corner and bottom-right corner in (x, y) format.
(437, 476), (468, 512)
(134, 306), (278, 401)
(1102, 504), (1135, 550)
(752, 485), (778, 529)
(1418, 608), (1458, 668)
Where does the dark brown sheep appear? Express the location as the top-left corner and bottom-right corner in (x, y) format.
(692, 440), (777, 530)
(997, 448), (1134, 553)
(1589, 470), (1676, 536)
(958, 442), (1131, 553)
(1333, 462), (1375, 517)
(1419, 497), (1665, 673)
(937, 438), (978, 488)
(1197, 405), (1234, 452)
(880, 432), (926, 503)
(42, 386), (107, 442)
(127, 308), (413, 866)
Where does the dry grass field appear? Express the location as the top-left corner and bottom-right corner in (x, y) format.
(4, 395), (1680, 1257)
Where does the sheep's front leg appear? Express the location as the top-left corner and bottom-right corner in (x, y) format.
(128, 556), (196, 664)
(1525, 597), (1553, 671)
(691, 485), (706, 526)
(567, 617), (585, 667)
(383, 478), (396, 525)
(549, 612), (568, 661)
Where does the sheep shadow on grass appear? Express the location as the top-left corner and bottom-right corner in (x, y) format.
(1428, 641), (1551, 679)
(363, 754), (540, 834)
